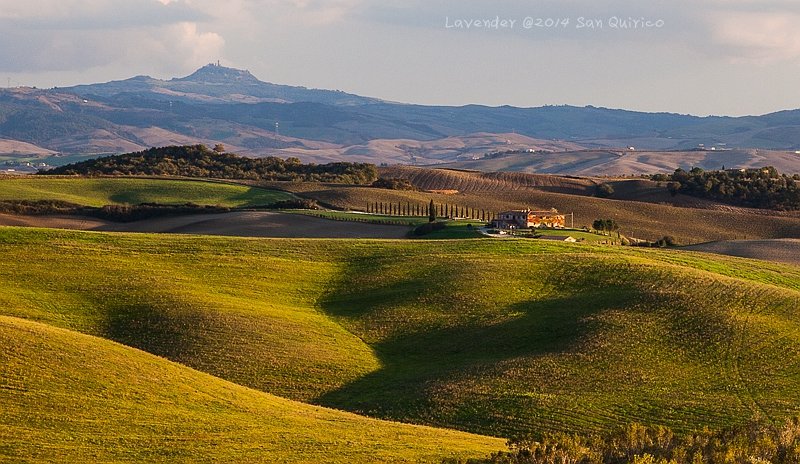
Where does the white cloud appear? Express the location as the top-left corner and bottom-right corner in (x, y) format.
(0, 0), (221, 74)
(708, 11), (800, 63)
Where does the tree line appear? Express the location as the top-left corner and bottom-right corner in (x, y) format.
(366, 201), (497, 221)
(41, 144), (378, 184)
(657, 166), (800, 210)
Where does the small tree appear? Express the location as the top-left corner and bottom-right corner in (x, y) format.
(212, 144), (226, 154)
(595, 182), (615, 198)
(593, 218), (620, 233)
(428, 199), (436, 222)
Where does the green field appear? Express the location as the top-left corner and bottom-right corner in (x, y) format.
(288, 210), (431, 226)
(0, 177), (293, 207)
(0, 315), (503, 463)
(2, 226), (800, 458)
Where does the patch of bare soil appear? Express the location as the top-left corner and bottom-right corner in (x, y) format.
(684, 239), (800, 266)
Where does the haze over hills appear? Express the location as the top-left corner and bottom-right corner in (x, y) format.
(2, 63), (800, 173)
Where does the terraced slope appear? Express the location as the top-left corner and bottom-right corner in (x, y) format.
(0, 316), (504, 463)
(2, 227), (800, 442)
(0, 177), (292, 207)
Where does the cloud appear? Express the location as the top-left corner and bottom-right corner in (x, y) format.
(0, 0), (207, 29)
(0, 0), (221, 74)
(707, 11), (800, 63)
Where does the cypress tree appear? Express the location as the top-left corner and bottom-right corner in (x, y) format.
(429, 199), (436, 222)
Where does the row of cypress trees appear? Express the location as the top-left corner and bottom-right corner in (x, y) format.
(365, 200), (496, 222)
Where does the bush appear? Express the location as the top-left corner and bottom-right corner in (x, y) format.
(92, 203), (229, 222)
(595, 183), (615, 198)
(654, 236), (677, 247)
(0, 199), (87, 215)
(371, 177), (417, 191)
(267, 198), (320, 210)
(411, 221), (447, 236)
(463, 418), (800, 464)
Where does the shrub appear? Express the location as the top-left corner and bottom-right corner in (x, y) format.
(92, 203), (229, 222)
(371, 177), (417, 191)
(463, 418), (800, 464)
(411, 221), (447, 236)
(595, 183), (615, 198)
(267, 198), (320, 210)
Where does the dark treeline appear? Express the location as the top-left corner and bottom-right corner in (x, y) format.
(0, 199), (88, 216)
(41, 145), (378, 184)
(454, 418), (800, 464)
(366, 201), (495, 221)
(0, 198), (318, 222)
(658, 166), (800, 210)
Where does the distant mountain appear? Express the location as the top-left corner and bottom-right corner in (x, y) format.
(2, 63), (800, 174)
(63, 63), (382, 106)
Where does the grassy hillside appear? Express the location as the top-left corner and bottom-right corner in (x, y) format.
(2, 227), (800, 442)
(0, 177), (293, 207)
(0, 316), (503, 462)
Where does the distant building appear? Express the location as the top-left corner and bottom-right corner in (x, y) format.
(492, 209), (566, 229)
(538, 235), (578, 242)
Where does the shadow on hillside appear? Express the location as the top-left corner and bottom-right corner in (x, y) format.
(98, 295), (209, 365)
(315, 254), (638, 432)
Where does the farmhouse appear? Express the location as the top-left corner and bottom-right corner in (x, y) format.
(492, 208), (566, 229)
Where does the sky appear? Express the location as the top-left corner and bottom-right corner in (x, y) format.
(1, 0), (799, 116)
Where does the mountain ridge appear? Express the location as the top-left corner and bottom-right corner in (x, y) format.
(2, 64), (800, 173)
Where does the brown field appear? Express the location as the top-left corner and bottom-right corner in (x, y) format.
(0, 212), (410, 239)
(266, 133), (586, 165)
(260, 177), (800, 244)
(683, 239), (800, 266)
(440, 148), (800, 176)
(379, 166), (597, 195)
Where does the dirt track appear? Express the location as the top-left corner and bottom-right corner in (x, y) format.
(684, 239), (800, 266)
(0, 212), (410, 239)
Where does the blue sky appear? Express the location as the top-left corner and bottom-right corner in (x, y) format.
(2, 0), (800, 116)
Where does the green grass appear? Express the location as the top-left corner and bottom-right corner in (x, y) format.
(0, 177), (293, 207)
(413, 220), (486, 239)
(0, 315), (504, 463)
(287, 210), (430, 226)
(2, 227), (800, 451)
(531, 229), (615, 243)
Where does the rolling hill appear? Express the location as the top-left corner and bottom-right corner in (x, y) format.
(440, 148), (800, 176)
(0, 315), (503, 463)
(2, 227), (800, 447)
(0, 177), (293, 207)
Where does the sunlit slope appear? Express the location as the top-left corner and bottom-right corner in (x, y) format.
(0, 316), (504, 463)
(319, 250), (800, 436)
(0, 177), (292, 207)
(2, 227), (800, 438)
(0, 228), (379, 402)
